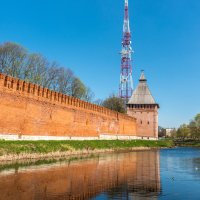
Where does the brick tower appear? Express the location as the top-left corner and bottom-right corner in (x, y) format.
(127, 71), (159, 139)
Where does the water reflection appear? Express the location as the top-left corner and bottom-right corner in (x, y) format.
(0, 151), (161, 200)
(159, 147), (200, 200)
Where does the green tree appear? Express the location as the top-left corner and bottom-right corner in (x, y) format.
(71, 77), (87, 99)
(102, 95), (126, 113)
(177, 124), (190, 139)
(189, 114), (200, 139)
(170, 129), (177, 138)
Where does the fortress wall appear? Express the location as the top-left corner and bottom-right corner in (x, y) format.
(0, 73), (137, 139)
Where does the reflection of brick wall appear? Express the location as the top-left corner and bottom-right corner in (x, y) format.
(0, 73), (136, 138)
(0, 151), (160, 200)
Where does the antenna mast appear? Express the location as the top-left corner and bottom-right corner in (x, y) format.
(119, 0), (133, 103)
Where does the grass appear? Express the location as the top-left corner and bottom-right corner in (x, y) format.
(0, 154), (98, 172)
(0, 139), (174, 156)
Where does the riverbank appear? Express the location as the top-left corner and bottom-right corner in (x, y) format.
(174, 139), (200, 147)
(0, 140), (174, 162)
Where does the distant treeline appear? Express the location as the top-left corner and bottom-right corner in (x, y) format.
(172, 113), (200, 139)
(0, 42), (94, 102)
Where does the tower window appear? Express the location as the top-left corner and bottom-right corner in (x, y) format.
(141, 120), (142, 124)
(148, 121), (150, 125)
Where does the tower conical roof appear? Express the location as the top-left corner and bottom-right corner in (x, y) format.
(128, 72), (157, 105)
(139, 71), (146, 81)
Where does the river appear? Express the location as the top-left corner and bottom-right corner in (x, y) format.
(0, 147), (200, 200)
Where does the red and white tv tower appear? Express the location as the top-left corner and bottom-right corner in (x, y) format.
(119, 0), (133, 103)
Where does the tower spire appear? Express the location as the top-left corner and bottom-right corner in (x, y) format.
(119, 0), (133, 103)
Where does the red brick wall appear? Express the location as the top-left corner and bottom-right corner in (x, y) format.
(127, 105), (158, 138)
(0, 73), (137, 138)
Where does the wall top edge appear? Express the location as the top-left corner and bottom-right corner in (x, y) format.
(0, 73), (135, 121)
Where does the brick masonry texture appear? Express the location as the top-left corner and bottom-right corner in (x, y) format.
(127, 71), (159, 139)
(127, 105), (159, 138)
(0, 73), (137, 138)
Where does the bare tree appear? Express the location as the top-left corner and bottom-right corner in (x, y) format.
(0, 42), (27, 78)
(93, 98), (103, 106)
(42, 62), (60, 89)
(83, 87), (95, 102)
(0, 41), (95, 101)
(55, 67), (74, 94)
(23, 53), (50, 86)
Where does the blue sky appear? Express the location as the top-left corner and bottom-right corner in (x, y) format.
(0, 0), (200, 128)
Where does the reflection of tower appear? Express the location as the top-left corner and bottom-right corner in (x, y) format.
(128, 151), (161, 200)
(119, 0), (134, 103)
